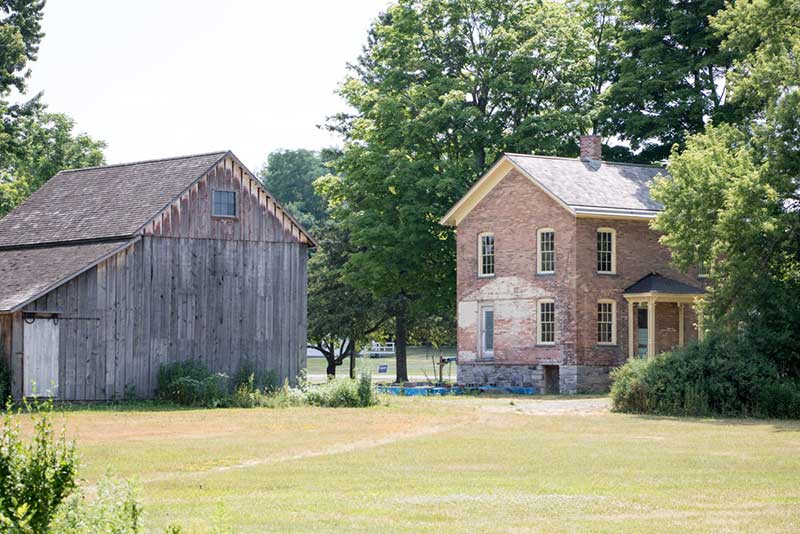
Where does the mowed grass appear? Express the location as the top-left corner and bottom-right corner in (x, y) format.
(26, 397), (800, 533)
(306, 346), (457, 381)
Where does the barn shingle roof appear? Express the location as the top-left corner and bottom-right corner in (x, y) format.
(0, 240), (132, 312)
(0, 151), (227, 248)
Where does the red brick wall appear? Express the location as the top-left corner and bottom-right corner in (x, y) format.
(456, 168), (577, 364)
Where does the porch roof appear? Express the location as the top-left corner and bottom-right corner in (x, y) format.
(623, 273), (704, 298)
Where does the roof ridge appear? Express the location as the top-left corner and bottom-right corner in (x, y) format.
(58, 150), (230, 174)
(504, 152), (665, 169)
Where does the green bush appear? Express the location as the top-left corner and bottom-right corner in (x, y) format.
(51, 476), (142, 534)
(610, 336), (800, 418)
(232, 359), (279, 392)
(157, 360), (229, 407)
(0, 402), (77, 531)
(0, 359), (10, 403)
(304, 373), (378, 408)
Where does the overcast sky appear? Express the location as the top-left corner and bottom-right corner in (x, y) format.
(21, 1), (391, 170)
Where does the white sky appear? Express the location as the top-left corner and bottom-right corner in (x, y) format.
(21, 0), (391, 170)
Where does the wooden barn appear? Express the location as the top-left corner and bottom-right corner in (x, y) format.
(0, 151), (314, 400)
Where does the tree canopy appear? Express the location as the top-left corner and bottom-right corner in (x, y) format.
(652, 0), (800, 376)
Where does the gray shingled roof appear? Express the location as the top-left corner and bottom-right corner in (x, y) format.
(0, 240), (132, 312)
(505, 154), (666, 216)
(624, 273), (704, 295)
(0, 151), (227, 248)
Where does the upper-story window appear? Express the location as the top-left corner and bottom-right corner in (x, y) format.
(698, 260), (709, 278)
(537, 228), (555, 274)
(597, 228), (616, 274)
(597, 299), (617, 345)
(478, 233), (495, 277)
(537, 299), (555, 345)
(212, 190), (237, 217)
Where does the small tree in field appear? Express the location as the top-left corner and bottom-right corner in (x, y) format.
(0, 403), (77, 531)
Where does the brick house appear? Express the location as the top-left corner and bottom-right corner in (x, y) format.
(440, 136), (705, 394)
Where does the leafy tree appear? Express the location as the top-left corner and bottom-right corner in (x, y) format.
(0, 2), (105, 218)
(306, 218), (389, 378)
(257, 149), (335, 229)
(601, 0), (738, 162)
(0, 0), (45, 164)
(651, 0), (800, 376)
(0, 112), (106, 216)
(328, 0), (594, 382)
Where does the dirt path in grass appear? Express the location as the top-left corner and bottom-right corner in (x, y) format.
(142, 420), (466, 484)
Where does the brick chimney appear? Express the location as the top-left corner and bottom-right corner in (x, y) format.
(580, 135), (602, 162)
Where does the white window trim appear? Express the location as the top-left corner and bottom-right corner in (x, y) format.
(597, 299), (617, 345)
(478, 232), (495, 278)
(537, 227), (555, 274)
(597, 227), (617, 274)
(537, 298), (556, 345)
(480, 305), (495, 358)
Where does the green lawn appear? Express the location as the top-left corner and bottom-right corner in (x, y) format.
(32, 396), (800, 532)
(306, 346), (457, 382)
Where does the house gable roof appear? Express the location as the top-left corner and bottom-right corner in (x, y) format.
(440, 154), (667, 226)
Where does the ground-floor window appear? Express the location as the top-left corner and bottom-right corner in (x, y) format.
(537, 299), (555, 344)
(597, 299), (616, 344)
(480, 306), (494, 357)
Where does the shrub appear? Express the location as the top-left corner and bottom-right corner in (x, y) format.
(0, 402), (77, 531)
(51, 476), (142, 534)
(233, 359), (279, 392)
(0, 359), (10, 404)
(157, 360), (229, 407)
(610, 336), (800, 418)
(304, 373), (378, 408)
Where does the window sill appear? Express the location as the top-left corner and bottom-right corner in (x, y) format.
(536, 272), (555, 277)
(477, 274), (495, 279)
(212, 215), (239, 220)
(596, 343), (618, 348)
(596, 272), (618, 276)
(535, 343), (556, 347)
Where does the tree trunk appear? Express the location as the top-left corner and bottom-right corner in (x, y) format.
(395, 307), (409, 383)
(326, 358), (337, 377)
(349, 342), (356, 379)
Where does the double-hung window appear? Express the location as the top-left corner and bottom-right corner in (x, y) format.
(597, 228), (616, 274)
(478, 233), (495, 277)
(597, 299), (616, 345)
(537, 299), (555, 345)
(537, 228), (555, 274)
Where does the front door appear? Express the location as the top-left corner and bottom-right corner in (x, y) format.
(637, 307), (648, 357)
(23, 317), (59, 397)
(543, 365), (560, 394)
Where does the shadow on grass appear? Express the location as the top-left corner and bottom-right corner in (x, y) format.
(620, 411), (800, 432)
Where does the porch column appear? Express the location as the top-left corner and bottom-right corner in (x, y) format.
(628, 300), (635, 359)
(647, 297), (656, 357)
(698, 309), (704, 342)
(678, 303), (685, 347)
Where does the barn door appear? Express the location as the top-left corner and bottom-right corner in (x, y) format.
(23, 318), (59, 397)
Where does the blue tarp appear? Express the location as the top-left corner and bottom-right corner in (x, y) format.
(376, 385), (536, 396)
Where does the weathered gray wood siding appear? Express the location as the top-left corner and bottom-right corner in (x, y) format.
(23, 236), (307, 400)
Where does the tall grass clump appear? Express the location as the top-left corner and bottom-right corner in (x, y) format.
(611, 336), (800, 418)
(157, 360), (229, 407)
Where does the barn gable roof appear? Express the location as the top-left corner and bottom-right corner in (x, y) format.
(0, 151), (315, 312)
(440, 154), (667, 226)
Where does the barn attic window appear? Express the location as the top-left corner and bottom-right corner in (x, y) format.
(213, 190), (237, 217)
